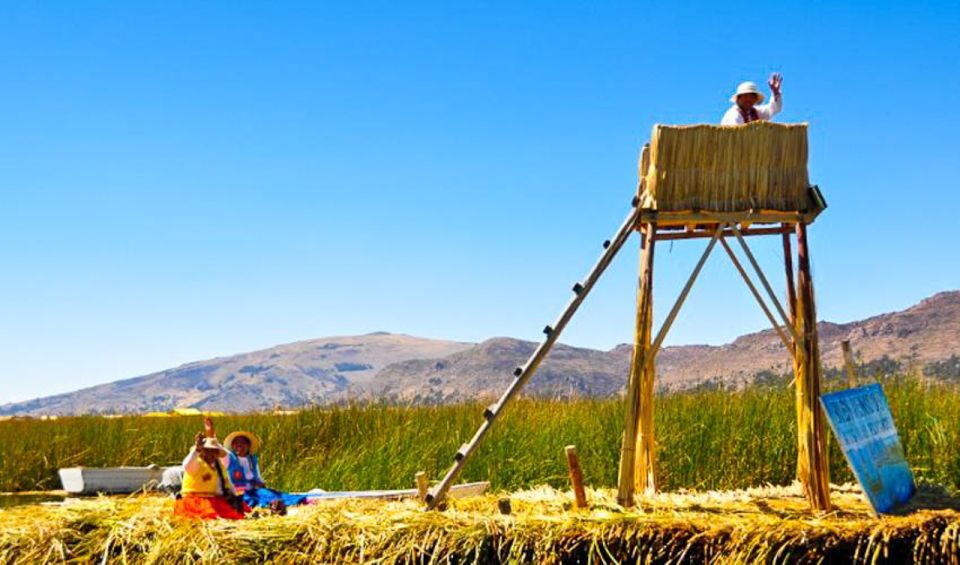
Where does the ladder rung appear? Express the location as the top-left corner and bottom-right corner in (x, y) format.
(602, 240), (611, 249)
(454, 444), (469, 461)
(572, 282), (584, 295)
(513, 367), (523, 377)
(483, 405), (496, 420)
(543, 325), (553, 335)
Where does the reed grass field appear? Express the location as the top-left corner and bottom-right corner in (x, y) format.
(2, 377), (959, 495)
(3, 377), (960, 562)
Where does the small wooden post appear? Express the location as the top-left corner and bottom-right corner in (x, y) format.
(617, 222), (656, 506)
(794, 222), (831, 511)
(415, 472), (429, 502)
(564, 445), (588, 509)
(841, 340), (858, 388)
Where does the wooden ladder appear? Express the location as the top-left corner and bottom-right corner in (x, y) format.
(425, 200), (641, 510)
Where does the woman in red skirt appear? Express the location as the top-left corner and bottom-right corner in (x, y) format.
(173, 432), (248, 520)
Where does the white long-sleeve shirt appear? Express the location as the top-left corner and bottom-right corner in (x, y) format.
(721, 94), (782, 125)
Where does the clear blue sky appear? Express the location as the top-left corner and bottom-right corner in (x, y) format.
(1, 1), (958, 404)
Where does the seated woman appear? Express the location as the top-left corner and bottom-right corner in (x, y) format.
(224, 430), (307, 511)
(173, 433), (248, 520)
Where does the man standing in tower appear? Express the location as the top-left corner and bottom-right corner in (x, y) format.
(721, 73), (783, 125)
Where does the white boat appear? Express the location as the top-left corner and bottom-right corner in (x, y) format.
(58, 466), (167, 495)
(301, 481), (489, 501)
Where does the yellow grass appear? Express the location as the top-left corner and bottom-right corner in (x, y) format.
(2, 483), (959, 563)
(640, 122), (811, 213)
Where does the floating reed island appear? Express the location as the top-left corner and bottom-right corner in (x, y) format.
(2, 483), (959, 563)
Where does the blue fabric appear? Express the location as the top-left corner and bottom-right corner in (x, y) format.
(226, 453), (262, 491)
(226, 452), (306, 507)
(242, 487), (308, 508)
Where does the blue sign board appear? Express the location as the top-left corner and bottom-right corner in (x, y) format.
(820, 383), (915, 514)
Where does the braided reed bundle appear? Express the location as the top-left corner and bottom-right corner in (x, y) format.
(641, 122), (810, 212)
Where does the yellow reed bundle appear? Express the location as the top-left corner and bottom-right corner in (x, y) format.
(641, 122), (810, 212)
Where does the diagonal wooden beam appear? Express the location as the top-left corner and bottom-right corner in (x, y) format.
(730, 225), (804, 349)
(719, 237), (796, 356)
(647, 224), (724, 359)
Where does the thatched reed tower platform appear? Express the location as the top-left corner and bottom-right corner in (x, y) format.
(426, 122), (830, 513)
(618, 122), (829, 511)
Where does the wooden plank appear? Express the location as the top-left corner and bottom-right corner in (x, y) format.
(617, 222), (656, 507)
(307, 481), (489, 502)
(655, 225), (791, 241)
(565, 445), (588, 509)
(782, 230), (798, 327)
(841, 340), (858, 388)
(783, 229), (799, 391)
(638, 208), (821, 227)
(719, 238), (795, 354)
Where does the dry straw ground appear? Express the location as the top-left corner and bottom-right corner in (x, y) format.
(2, 483), (959, 563)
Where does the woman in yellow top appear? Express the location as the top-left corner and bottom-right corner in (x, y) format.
(173, 433), (248, 520)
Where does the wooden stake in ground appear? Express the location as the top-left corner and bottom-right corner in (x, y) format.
(617, 222), (656, 507)
(841, 340), (858, 388)
(415, 472), (429, 502)
(564, 445), (588, 509)
(794, 222), (831, 511)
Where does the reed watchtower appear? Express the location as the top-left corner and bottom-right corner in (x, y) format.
(426, 122), (831, 512)
(619, 122), (829, 510)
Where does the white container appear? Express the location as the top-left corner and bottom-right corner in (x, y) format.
(58, 466), (166, 495)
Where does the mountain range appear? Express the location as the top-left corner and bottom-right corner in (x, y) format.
(3, 290), (958, 416)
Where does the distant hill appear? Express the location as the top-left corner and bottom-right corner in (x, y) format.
(0, 333), (472, 416)
(2, 291), (958, 415)
(371, 337), (627, 403)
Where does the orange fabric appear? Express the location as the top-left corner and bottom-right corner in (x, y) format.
(173, 494), (247, 520)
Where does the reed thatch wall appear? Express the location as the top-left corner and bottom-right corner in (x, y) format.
(640, 122), (810, 213)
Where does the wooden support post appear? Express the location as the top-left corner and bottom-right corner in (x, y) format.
(794, 222), (831, 511)
(564, 445), (588, 509)
(841, 340), (858, 388)
(782, 228), (797, 324)
(415, 472), (429, 502)
(617, 222), (656, 507)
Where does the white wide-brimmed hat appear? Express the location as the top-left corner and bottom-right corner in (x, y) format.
(198, 437), (230, 457)
(730, 81), (765, 103)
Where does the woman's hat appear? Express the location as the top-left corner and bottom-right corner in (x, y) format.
(199, 437), (229, 457)
(730, 81), (765, 103)
(224, 430), (261, 455)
